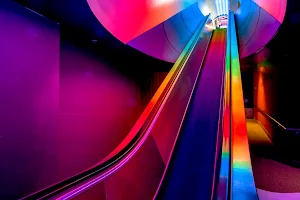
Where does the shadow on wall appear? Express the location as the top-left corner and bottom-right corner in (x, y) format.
(0, 1), (162, 199)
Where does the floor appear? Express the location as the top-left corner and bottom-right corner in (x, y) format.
(247, 119), (300, 199)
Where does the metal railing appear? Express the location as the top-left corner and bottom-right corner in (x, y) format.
(254, 106), (286, 130)
(254, 105), (300, 131)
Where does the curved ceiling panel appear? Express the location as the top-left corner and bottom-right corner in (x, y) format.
(164, 11), (193, 53)
(229, 0), (239, 11)
(87, 0), (198, 44)
(128, 3), (204, 63)
(235, 0), (260, 49)
(127, 23), (180, 63)
(235, 0), (251, 28)
(239, 7), (280, 58)
(164, 5), (204, 53)
(182, 3), (204, 33)
(198, 0), (217, 18)
(88, 0), (286, 62)
(236, 0), (284, 58)
(252, 0), (286, 23)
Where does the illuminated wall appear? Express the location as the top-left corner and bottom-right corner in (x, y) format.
(254, 64), (278, 138)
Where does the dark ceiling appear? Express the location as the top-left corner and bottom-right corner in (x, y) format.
(13, 0), (116, 46)
(12, 0), (300, 69)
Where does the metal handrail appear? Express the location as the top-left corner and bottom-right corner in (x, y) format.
(254, 105), (300, 131)
(254, 106), (286, 130)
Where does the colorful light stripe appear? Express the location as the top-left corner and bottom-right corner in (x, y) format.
(97, 15), (209, 166)
(215, 22), (230, 199)
(54, 15), (210, 200)
(229, 11), (258, 200)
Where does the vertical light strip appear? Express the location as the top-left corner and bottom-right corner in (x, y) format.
(215, 0), (220, 17)
(229, 11), (258, 200)
(215, 22), (230, 199)
(222, 0), (225, 15)
(220, 0), (223, 16)
(215, 0), (229, 18)
(225, 0), (228, 15)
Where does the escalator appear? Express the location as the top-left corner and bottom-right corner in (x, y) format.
(21, 14), (256, 200)
(155, 29), (227, 200)
(21, 16), (212, 200)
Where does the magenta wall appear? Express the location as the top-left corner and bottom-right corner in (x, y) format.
(58, 42), (142, 177)
(0, 1), (143, 199)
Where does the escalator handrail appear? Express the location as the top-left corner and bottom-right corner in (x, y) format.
(211, 29), (229, 200)
(153, 15), (214, 200)
(254, 106), (286, 130)
(20, 16), (207, 200)
(51, 16), (208, 200)
(254, 106), (300, 131)
(211, 71), (227, 196)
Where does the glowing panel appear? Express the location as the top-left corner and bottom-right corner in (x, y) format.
(239, 7), (280, 58)
(215, 0), (228, 16)
(128, 3), (204, 63)
(235, 0), (282, 58)
(87, 0), (197, 43)
(128, 23), (180, 63)
(252, 0), (286, 23)
(229, 12), (258, 200)
(198, 0), (216, 18)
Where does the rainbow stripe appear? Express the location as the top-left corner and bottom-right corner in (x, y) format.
(228, 11), (258, 200)
(216, 27), (230, 199)
(98, 16), (208, 165)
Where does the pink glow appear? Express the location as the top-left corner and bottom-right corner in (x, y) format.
(253, 0), (286, 23)
(87, 0), (197, 43)
(128, 3), (204, 63)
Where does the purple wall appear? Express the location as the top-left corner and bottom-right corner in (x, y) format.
(0, 1), (60, 198)
(0, 1), (143, 198)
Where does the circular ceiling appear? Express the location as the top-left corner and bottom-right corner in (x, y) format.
(87, 0), (286, 62)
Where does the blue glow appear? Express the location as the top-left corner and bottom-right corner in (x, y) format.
(215, 0), (228, 17)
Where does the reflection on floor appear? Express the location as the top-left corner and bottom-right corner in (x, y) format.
(247, 119), (300, 200)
